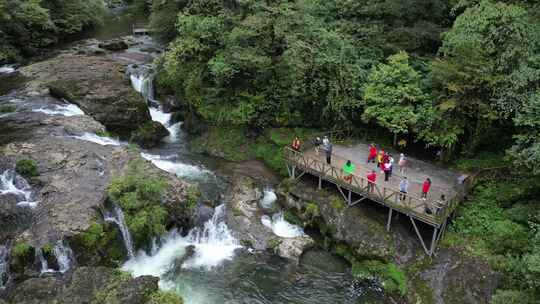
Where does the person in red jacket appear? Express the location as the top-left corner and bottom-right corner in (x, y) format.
(292, 136), (301, 151)
(421, 178), (431, 200)
(367, 144), (377, 164)
(367, 170), (377, 193)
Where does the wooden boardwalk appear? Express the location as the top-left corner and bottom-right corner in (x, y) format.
(132, 23), (151, 35)
(283, 144), (465, 256)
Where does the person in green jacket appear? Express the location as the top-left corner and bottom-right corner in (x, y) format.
(342, 160), (356, 183)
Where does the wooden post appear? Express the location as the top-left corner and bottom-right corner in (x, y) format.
(410, 217), (430, 255)
(386, 208), (393, 231)
(318, 176), (322, 190)
(348, 190), (352, 206)
(430, 227), (439, 256)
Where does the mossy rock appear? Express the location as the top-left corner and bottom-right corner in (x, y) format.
(352, 260), (408, 297)
(70, 222), (127, 267)
(10, 241), (35, 281)
(15, 159), (38, 177)
(130, 121), (169, 148)
(148, 290), (184, 304)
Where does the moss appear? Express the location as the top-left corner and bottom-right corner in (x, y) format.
(108, 159), (169, 249)
(96, 129), (114, 138)
(71, 222), (126, 266)
(267, 239), (282, 253)
(330, 197), (345, 210)
(352, 260), (408, 297)
(148, 290), (184, 304)
(334, 242), (356, 263)
(410, 277), (435, 304)
(190, 127), (255, 161)
(283, 209), (303, 226)
(185, 185), (200, 212)
(304, 202), (320, 219)
(240, 239), (253, 247)
(12, 241), (31, 258)
(41, 243), (54, 256)
(130, 121), (169, 148)
(0, 104), (16, 113)
(232, 207), (243, 217)
(15, 159), (38, 177)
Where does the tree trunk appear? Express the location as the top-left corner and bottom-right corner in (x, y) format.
(393, 133), (397, 147)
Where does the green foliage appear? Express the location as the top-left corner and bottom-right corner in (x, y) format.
(267, 238), (282, 253)
(453, 151), (506, 171)
(330, 198), (345, 210)
(352, 260), (408, 296)
(148, 290), (184, 304)
(71, 221), (126, 266)
(15, 159), (38, 177)
(446, 178), (540, 300)
(283, 210), (303, 227)
(12, 241), (31, 258)
(0, 0), (105, 61)
(0, 105), (16, 113)
(190, 128), (255, 161)
(362, 51), (428, 140)
(96, 129), (113, 138)
(304, 203), (320, 220)
(108, 159), (169, 248)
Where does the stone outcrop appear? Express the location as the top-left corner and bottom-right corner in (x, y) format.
(130, 121), (169, 148)
(5, 266), (161, 304)
(225, 175), (313, 261)
(20, 54), (151, 134)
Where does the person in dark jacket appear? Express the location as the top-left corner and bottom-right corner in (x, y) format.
(325, 142), (333, 164)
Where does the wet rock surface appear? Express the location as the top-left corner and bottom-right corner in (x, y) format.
(5, 266), (159, 304)
(225, 175), (313, 261)
(20, 54), (151, 134)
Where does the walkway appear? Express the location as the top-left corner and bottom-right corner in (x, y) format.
(283, 140), (466, 256)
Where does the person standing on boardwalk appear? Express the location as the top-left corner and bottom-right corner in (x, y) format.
(388, 154), (394, 178)
(421, 178), (431, 200)
(398, 153), (407, 174)
(367, 170), (377, 193)
(377, 149), (384, 169)
(367, 144), (377, 163)
(383, 161), (392, 181)
(342, 160), (355, 183)
(324, 141), (333, 164)
(314, 136), (322, 156)
(292, 136), (301, 151)
(399, 177), (409, 201)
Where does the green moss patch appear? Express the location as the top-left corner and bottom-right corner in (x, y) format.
(352, 260), (408, 297)
(108, 159), (169, 249)
(0, 104), (16, 113)
(15, 159), (38, 177)
(149, 290), (184, 304)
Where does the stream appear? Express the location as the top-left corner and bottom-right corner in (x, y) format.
(0, 9), (382, 304)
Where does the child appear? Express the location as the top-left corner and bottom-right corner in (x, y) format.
(367, 144), (377, 163)
(367, 170), (377, 193)
(398, 153), (407, 174)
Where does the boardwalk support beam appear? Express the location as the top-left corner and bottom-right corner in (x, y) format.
(430, 227), (439, 256)
(410, 217), (430, 256)
(386, 208), (393, 231)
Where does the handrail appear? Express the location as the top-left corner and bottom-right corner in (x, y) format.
(284, 147), (459, 225)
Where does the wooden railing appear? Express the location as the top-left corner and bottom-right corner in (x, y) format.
(284, 147), (459, 226)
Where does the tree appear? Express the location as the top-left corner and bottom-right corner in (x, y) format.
(362, 51), (427, 145)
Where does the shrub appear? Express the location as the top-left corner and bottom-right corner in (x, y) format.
(12, 241), (31, 258)
(148, 290), (184, 304)
(304, 203), (320, 219)
(15, 159), (38, 177)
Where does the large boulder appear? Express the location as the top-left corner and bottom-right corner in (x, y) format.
(98, 39), (129, 51)
(130, 121), (169, 148)
(20, 54), (151, 134)
(6, 266), (162, 304)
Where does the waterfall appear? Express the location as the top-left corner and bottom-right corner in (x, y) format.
(53, 240), (74, 273)
(32, 103), (84, 117)
(123, 204), (241, 277)
(0, 65), (16, 74)
(35, 248), (53, 274)
(261, 212), (304, 238)
(0, 169), (39, 208)
(182, 204), (241, 270)
(130, 70), (154, 102)
(260, 187), (277, 209)
(70, 132), (123, 146)
(104, 203), (135, 259)
(140, 153), (211, 179)
(0, 244), (10, 290)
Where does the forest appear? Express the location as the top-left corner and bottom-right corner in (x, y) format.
(1, 0), (540, 302)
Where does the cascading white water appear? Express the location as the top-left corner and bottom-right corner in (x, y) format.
(32, 103), (84, 116)
(140, 153), (211, 179)
(53, 240), (74, 273)
(261, 212), (304, 238)
(104, 203), (135, 259)
(0, 65), (16, 74)
(70, 132), (123, 146)
(123, 204), (241, 278)
(0, 169), (39, 208)
(0, 244), (10, 290)
(35, 248), (53, 274)
(260, 187), (277, 209)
